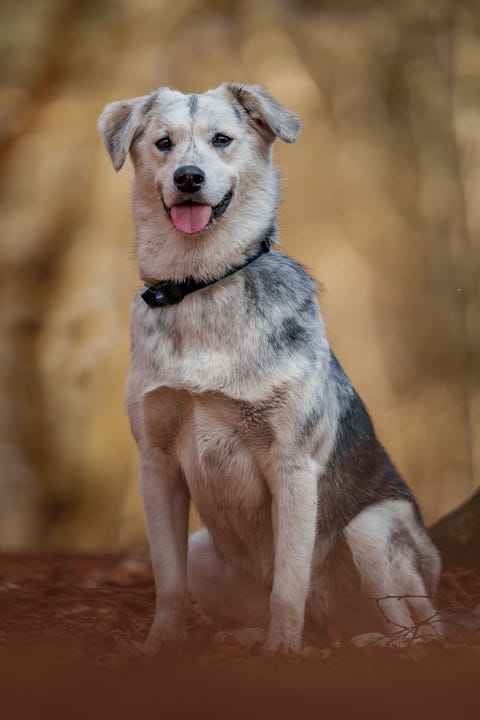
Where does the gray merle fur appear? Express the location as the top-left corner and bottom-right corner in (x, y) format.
(98, 82), (443, 653)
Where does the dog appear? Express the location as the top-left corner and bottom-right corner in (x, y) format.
(98, 83), (442, 652)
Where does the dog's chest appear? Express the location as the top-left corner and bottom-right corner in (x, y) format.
(177, 393), (274, 577)
(130, 284), (303, 401)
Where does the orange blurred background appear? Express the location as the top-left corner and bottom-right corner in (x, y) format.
(0, 0), (478, 550)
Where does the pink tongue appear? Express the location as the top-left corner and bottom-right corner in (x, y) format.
(170, 203), (212, 234)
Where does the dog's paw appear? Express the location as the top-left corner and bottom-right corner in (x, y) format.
(213, 627), (267, 650)
(263, 624), (302, 655)
(350, 632), (390, 649)
(350, 628), (441, 650)
(142, 620), (187, 655)
(350, 632), (418, 649)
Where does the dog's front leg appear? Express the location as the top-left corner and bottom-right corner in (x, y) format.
(139, 448), (190, 649)
(264, 460), (318, 654)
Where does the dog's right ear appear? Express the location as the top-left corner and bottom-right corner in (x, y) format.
(97, 92), (158, 171)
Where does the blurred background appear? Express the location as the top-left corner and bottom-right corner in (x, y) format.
(0, 0), (478, 551)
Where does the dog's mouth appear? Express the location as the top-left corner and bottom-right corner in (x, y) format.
(163, 191), (232, 235)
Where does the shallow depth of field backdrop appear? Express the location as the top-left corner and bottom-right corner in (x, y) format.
(0, 0), (478, 551)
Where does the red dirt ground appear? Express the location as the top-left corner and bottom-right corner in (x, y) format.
(1, 553), (479, 720)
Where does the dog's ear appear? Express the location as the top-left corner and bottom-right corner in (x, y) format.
(225, 83), (301, 144)
(97, 92), (158, 171)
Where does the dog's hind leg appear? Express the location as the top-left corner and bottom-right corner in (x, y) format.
(187, 528), (270, 629)
(343, 499), (442, 641)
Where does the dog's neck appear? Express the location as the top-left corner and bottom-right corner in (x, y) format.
(141, 232), (273, 308)
(132, 175), (280, 284)
(138, 224), (278, 287)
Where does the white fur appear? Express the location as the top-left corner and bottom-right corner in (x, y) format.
(98, 83), (441, 654)
(344, 500), (442, 639)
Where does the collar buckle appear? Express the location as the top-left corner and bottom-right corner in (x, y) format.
(141, 282), (184, 308)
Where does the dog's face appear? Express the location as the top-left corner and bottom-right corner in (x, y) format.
(136, 87), (256, 236)
(98, 84), (301, 279)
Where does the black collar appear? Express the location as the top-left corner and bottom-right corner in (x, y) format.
(141, 233), (272, 308)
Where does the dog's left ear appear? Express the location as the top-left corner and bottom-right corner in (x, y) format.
(225, 83), (301, 144)
(97, 92), (158, 171)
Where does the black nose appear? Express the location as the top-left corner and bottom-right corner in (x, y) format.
(173, 165), (205, 193)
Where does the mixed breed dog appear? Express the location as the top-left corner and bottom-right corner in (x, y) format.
(98, 83), (442, 652)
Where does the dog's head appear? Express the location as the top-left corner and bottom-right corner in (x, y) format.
(98, 84), (301, 280)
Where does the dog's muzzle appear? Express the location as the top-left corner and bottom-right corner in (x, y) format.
(211, 191), (232, 220)
(162, 191), (233, 235)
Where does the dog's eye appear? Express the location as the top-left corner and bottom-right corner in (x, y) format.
(155, 136), (172, 151)
(212, 133), (233, 148)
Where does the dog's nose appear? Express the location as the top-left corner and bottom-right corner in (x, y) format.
(173, 165), (205, 194)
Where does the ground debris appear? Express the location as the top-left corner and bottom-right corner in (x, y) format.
(1, 553), (479, 695)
